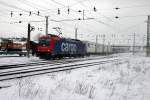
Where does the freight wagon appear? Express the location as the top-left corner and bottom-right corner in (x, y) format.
(84, 41), (112, 55)
(0, 38), (27, 56)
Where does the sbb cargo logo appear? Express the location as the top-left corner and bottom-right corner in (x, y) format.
(61, 42), (77, 52)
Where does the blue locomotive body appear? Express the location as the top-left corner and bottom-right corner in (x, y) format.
(53, 38), (86, 56)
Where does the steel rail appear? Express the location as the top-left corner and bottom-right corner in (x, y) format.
(0, 55), (117, 69)
(0, 58), (122, 81)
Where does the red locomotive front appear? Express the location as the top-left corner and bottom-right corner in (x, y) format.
(37, 34), (60, 58)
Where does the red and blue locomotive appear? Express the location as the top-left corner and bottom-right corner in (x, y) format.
(37, 34), (86, 59)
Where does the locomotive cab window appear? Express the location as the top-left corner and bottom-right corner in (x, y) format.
(39, 39), (50, 46)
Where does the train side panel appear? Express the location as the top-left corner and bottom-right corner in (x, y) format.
(53, 38), (86, 56)
(96, 44), (103, 54)
(84, 41), (96, 54)
(84, 41), (113, 55)
(107, 44), (112, 54)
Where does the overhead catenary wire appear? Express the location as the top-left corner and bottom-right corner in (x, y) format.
(37, 0), (99, 35)
(0, 1), (45, 18)
(75, 0), (125, 27)
(51, 0), (102, 33)
(119, 4), (150, 9)
(25, 0), (117, 37)
(0, 0), (71, 25)
(1, 0), (147, 21)
(115, 15), (148, 19)
(0, 0), (148, 40)
(0, 0), (99, 39)
(50, 0), (115, 28)
(18, 0), (50, 10)
(17, 0), (43, 10)
(73, 0), (121, 32)
(118, 21), (146, 33)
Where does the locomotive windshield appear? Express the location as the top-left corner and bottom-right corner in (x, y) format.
(39, 39), (50, 46)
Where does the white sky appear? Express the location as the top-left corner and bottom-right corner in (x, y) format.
(0, 0), (150, 45)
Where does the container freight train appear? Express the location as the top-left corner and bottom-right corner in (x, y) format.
(37, 34), (86, 58)
(37, 34), (112, 59)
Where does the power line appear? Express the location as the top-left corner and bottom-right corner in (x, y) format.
(116, 15), (148, 19)
(19, 0), (49, 10)
(49, 0), (120, 35)
(75, 0), (123, 29)
(119, 4), (150, 9)
(17, 0), (42, 10)
(77, 0), (121, 26)
(48, 0), (100, 34)
(118, 21), (145, 33)
(50, 17), (94, 22)
(2, 0), (147, 40)
(73, 0), (120, 31)
(0, 1), (28, 12)
(0, 1), (45, 17)
(40, 0), (89, 12)
(50, 0), (115, 28)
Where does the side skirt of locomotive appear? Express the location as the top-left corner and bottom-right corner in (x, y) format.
(37, 52), (85, 59)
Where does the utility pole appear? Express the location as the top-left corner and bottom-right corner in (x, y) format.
(78, 10), (85, 20)
(133, 33), (136, 55)
(102, 34), (105, 54)
(143, 35), (146, 51)
(27, 23), (34, 58)
(147, 15), (150, 56)
(75, 28), (78, 40)
(107, 42), (110, 54)
(45, 16), (49, 35)
(128, 39), (131, 51)
(27, 23), (31, 58)
(95, 35), (98, 53)
(83, 10), (85, 20)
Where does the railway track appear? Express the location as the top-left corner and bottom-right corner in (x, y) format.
(0, 54), (117, 69)
(0, 56), (122, 81)
(0, 60), (64, 69)
(0, 56), (113, 70)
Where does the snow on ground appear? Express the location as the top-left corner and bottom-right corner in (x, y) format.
(0, 54), (110, 65)
(0, 53), (150, 100)
(0, 55), (39, 65)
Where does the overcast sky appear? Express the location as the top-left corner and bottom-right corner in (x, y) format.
(0, 0), (150, 45)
